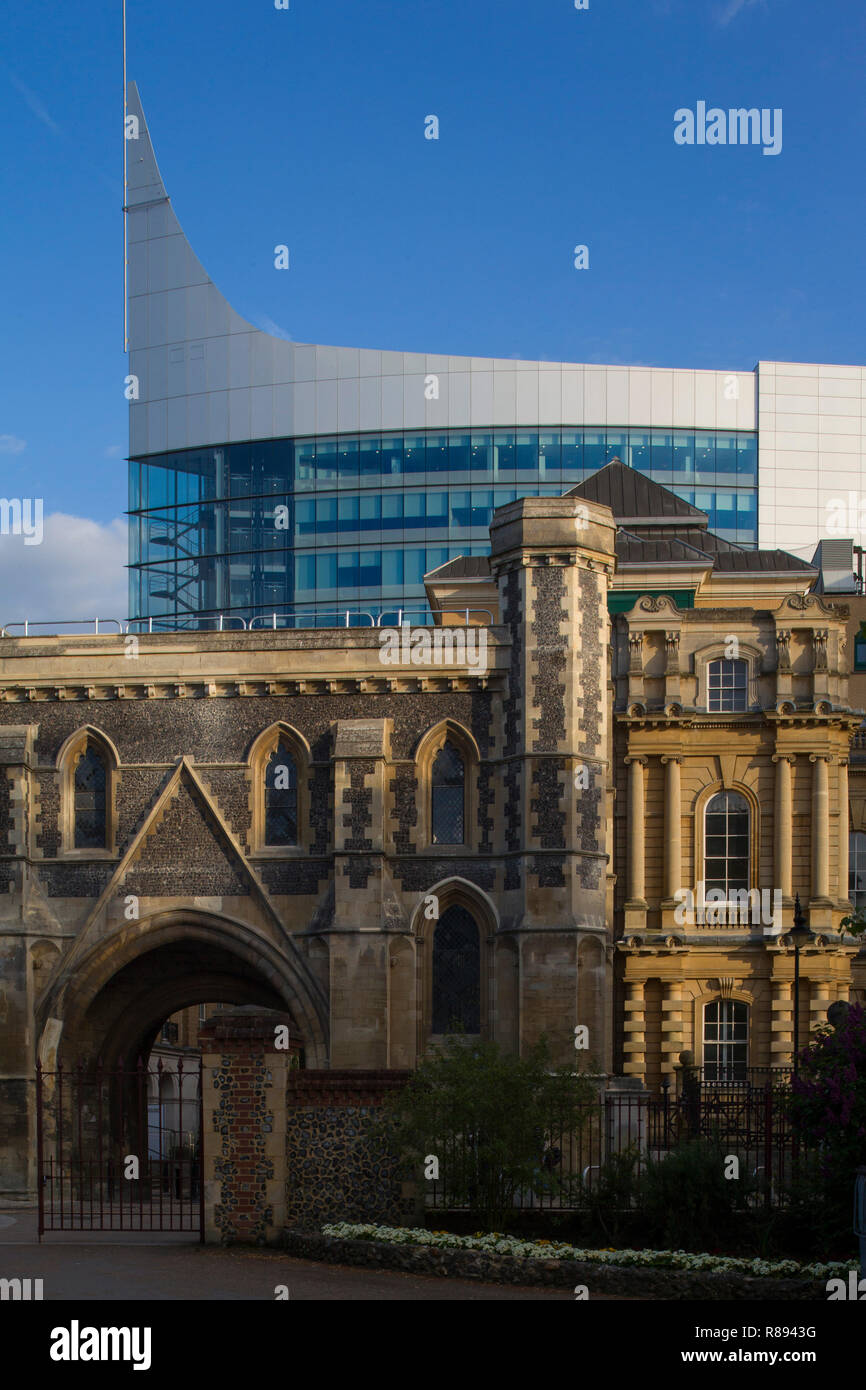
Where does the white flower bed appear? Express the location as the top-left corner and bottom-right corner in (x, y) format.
(321, 1222), (856, 1281)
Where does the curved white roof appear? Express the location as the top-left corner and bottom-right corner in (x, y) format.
(126, 82), (756, 459)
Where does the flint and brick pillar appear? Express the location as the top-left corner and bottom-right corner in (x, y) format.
(489, 496), (618, 1066)
(199, 1009), (300, 1246)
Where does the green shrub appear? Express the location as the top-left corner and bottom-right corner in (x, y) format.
(640, 1140), (753, 1252)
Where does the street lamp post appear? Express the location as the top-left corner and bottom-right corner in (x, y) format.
(789, 893), (814, 1079)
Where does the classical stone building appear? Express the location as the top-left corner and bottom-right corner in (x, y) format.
(1, 462), (864, 1202)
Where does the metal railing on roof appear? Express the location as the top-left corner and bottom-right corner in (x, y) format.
(1, 607), (494, 638)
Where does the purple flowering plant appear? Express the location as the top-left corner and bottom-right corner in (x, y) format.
(789, 1003), (866, 1183)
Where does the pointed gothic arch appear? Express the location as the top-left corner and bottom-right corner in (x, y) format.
(414, 720), (480, 851)
(247, 722), (312, 854)
(56, 726), (120, 855)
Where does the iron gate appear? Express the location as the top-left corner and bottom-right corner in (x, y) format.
(36, 1058), (203, 1238)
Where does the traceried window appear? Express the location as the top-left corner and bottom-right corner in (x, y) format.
(431, 741), (465, 844)
(432, 905), (480, 1034)
(707, 658), (748, 712)
(850, 832), (866, 909)
(703, 999), (748, 1081)
(704, 791), (749, 895)
(264, 741), (298, 846)
(73, 744), (108, 848)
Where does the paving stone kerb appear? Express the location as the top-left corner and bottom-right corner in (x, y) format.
(281, 1230), (825, 1301)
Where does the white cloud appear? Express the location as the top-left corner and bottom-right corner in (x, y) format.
(717, 0), (764, 25)
(0, 514), (128, 627)
(104, 444), (126, 459)
(253, 314), (295, 341)
(6, 72), (61, 135)
(0, 435), (26, 454)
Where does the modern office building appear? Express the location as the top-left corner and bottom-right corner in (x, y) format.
(126, 83), (866, 628)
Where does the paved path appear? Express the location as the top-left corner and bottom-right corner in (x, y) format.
(0, 1209), (634, 1301)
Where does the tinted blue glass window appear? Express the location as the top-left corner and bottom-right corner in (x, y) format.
(629, 432), (650, 474)
(673, 434), (693, 479)
(539, 433), (560, 479)
(404, 494), (425, 524)
(130, 428), (759, 623)
(359, 437), (382, 476)
(316, 440), (337, 485)
(427, 435), (449, 473)
(316, 552), (337, 589)
(404, 549), (426, 585)
(737, 434), (757, 480)
(359, 495), (380, 527)
(338, 496), (359, 530)
(561, 431), (582, 476)
(338, 438), (359, 482)
(494, 432), (515, 476)
(650, 431), (673, 480)
(584, 432), (606, 472)
(382, 549), (403, 586)
(695, 435), (715, 481)
(296, 499), (315, 536)
(451, 492), (471, 528)
(471, 433), (493, 474)
(715, 435), (738, 483)
(449, 434), (470, 472)
(516, 433), (538, 473)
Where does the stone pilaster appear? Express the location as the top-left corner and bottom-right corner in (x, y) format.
(660, 981), (684, 1077)
(810, 754), (832, 922)
(770, 978), (793, 1066)
(772, 753), (794, 905)
(624, 755), (648, 932)
(838, 758), (850, 905)
(661, 755), (682, 908)
(622, 978), (646, 1080)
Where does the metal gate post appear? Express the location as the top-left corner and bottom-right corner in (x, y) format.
(36, 1061), (44, 1242)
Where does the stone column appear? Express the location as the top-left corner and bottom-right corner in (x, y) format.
(625, 756), (648, 906)
(660, 981), (684, 1078)
(770, 979), (793, 1066)
(661, 756), (682, 901)
(809, 980), (832, 1041)
(772, 754), (794, 902)
(622, 978), (646, 1079)
(838, 759), (850, 903)
(810, 754), (831, 902)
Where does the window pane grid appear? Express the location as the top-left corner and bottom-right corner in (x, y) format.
(703, 791), (749, 895)
(265, 744), (298, 846)
(707, 658), (748, 712)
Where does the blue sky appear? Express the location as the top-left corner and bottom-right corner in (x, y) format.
(0, 0), (864, 616)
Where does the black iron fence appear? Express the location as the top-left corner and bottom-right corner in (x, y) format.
(36, 1059), (203, 1237)
(425, 1082), (806, 1213)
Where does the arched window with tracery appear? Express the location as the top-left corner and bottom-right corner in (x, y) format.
(264, 740), (298, 846)
(73, 744), (108, 849)
(432, 904), (480, 1034)
(431, 741), (465, 845)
